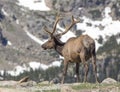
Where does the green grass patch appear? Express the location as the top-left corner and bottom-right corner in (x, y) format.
(71, 83), (98, 90)
(34, 90), (60, 92)
(38, 83), (51, 87)
(42, 89), (60, 92)
(71, 83), (120, 90)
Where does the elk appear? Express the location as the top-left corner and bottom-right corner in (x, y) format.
(41, 15), (98, 84)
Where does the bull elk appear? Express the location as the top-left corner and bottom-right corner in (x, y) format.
(41, 15), (98, 84)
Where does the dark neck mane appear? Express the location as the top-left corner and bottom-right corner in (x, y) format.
(54, 36), (65, 56)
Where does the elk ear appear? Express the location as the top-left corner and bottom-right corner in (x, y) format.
(56, 34), (62, 39)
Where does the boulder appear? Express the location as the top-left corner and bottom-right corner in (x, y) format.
(18, 80), (37, 87)
(101, 77), (117, 84)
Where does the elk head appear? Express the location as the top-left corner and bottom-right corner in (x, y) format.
(41, 15), (62, 50)
(41, 15), (80, 51)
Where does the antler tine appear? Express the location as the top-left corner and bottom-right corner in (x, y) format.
(44, 26), (52, 35)
(59, 16), (80, 36)
(52, 14), (62, 34)
(72, 15), (80, 23)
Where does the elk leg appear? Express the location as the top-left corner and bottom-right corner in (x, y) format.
(61, 60), (68, 84)
(92, 55), (98, 83)
(81, 58), (88, 82)
(76, 62), (80, 82)
(80, 51), (88, 83)
(83, 63), (88, 82)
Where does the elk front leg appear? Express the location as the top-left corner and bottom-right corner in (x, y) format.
(61, 60), (68, 84)
(76, 62), (80, 82)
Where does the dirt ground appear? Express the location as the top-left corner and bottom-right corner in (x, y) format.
(0, 83), (120, 92)
(0, 79), (120, 92)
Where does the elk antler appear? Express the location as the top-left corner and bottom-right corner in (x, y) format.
(44, 26), (52, 34)
(44, 14), (62, 36)
(58, 16), (80, 36)
(52, 14), (62, 34)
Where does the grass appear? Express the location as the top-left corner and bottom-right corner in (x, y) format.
(0, 81), (120, 92)
(71, 83), (98, 90)
(71, 82), (120, 91)
(35, 90), (60, 92)
(37, 83), (60, 92)
(42, 90), (60, 92)
(38, 83), (51, 87)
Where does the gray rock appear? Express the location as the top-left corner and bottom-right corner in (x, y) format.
(101, 77), (117, 84)
(18, 81), (37, 87)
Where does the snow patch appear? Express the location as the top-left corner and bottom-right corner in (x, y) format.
(17, 0), (50, 11)
(117, 38), (120, 44)
(1, 60), (62, 76)
(16, 20), (20, 24)
(7, 65), (28, 76)
(49, 61), (62, 67)
(29, 61), (62, 70)
(29, 62), (48, 70)
(7, 41), (12, 46)
(1, 8), (9, 16)
(25, 30), (45, 45)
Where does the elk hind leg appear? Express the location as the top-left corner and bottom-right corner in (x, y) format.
(75, 62), (80, 82)
(92, 55), (98, 83)
(83, 63), (88, 83)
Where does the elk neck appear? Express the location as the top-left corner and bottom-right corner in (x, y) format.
(54, 36), (65, 56)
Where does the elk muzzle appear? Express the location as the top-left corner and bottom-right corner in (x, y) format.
(41, 44), (47, 50)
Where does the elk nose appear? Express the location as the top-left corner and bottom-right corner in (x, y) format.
(41, 44), (46, 50)
(41, 44), (44, 48)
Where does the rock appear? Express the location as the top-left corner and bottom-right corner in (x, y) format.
(39, 81), (49, 84)
(101, 77), (117, 84)
(50, 77), (60, 84)
(18, 80), (37, 87)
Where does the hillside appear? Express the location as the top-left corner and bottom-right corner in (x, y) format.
(0, 0), (120, 83)
(0, 0), (56, 70)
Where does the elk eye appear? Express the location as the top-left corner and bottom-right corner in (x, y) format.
(49, 40), (52, 42)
